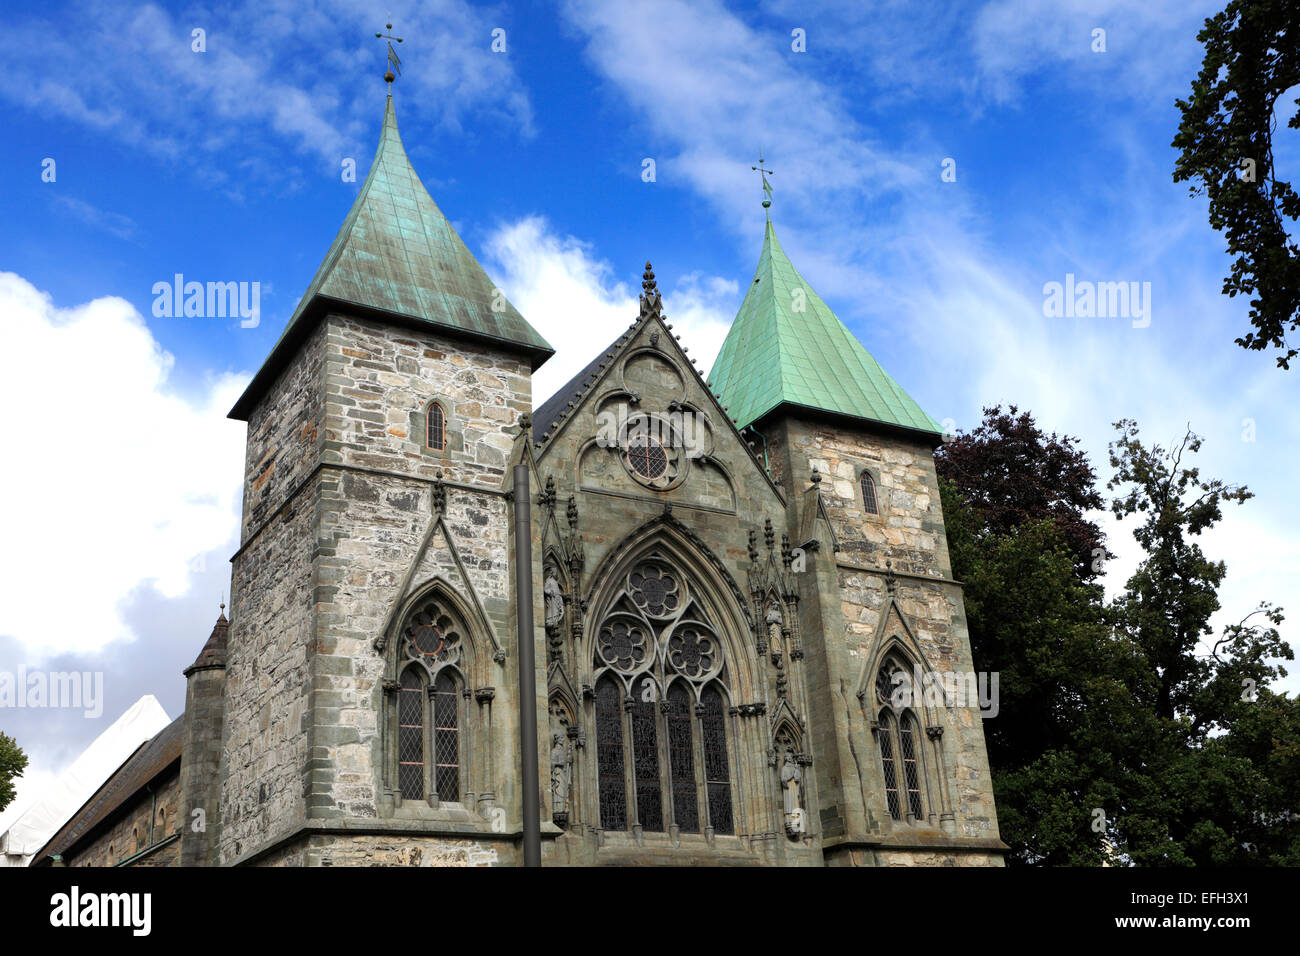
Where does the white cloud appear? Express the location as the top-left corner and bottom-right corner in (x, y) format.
(481, 216), (736, 407)
(0, 0), (534, 185)
(0, 273), (247, 659)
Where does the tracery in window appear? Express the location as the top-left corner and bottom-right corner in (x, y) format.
(390, 592), (473, 806)
(591, 554), (734, 834)
(874, 653), (926, 823)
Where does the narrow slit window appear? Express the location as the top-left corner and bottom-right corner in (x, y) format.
(432, 669), (459, 802)
(879, 710), (901, 820)
(595, 677), (628, 831)
(398, 669), (425, 800)
(427, 401), (446, 451)
(700, 685), (734, 834)
(860, 472), (879, 514)
(899, 713), (924, 820)
(666, 683), (698, 833)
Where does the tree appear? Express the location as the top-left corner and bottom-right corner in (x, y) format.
(1173, 0), (1300, 368)
(0, 732), (28, 813)
(936, 406), (1108, 580)
(941, 409), (1298, 865)
(1107, 419), (1295, 865)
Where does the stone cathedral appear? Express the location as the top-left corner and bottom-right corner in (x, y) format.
(34, 91), (1004, 867)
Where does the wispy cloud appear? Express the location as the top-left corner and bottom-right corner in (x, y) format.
(0, 0), (535, 188)
(49, 194), (137, 240)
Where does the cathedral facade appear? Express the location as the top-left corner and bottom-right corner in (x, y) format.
(36, 92), (1003, 867)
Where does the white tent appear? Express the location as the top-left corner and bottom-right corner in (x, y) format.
(0, 695), (171, 866)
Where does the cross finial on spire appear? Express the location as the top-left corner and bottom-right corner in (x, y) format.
(375, 19), (403, 86)
(219, 593), (226, 616)
(752, 150), (774, 217)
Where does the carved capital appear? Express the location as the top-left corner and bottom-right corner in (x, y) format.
(493, 649), (507, 665)
(475, 687), (496, 704)
(926, 725), (944, 741)
(382, 678), (400, 695)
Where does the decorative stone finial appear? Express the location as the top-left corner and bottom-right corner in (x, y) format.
(639, 261), (662, 319)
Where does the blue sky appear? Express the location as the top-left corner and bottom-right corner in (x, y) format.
(1, 0), (1296, 814)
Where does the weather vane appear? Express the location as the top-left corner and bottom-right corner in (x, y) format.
(752, 150), (774, 214)
(376, 19), (403, 84)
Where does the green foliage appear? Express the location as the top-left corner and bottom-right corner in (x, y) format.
(941, 408), (1297, 865)
(0, 731), (28, 813)
(1172, 0), (1300, 368)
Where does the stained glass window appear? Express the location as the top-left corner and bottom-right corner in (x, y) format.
(432, 669), (459, 802)
(595, 677), (627, 831)
(591, 554), (737, 837)
(398, 669), (425, 801)
(860, 471), (879, 515)
(427, 401), (445, 450)
(700, 685), (733, 834)
(667, 683), (698, 833)
(630, 691), (663, 831)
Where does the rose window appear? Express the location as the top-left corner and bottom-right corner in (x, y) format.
(627, 434), (668, 479)
(628, 565), (679, 617)
(405, 608), (460, 660)
(598, 619), (649, 672)
(668, 627), (717, 679)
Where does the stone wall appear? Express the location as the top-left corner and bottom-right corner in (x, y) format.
(68, 770), (181, 868)
(759, 415), (1002, 862)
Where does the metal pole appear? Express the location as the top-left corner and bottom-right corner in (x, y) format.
(513, 464), (542, 867)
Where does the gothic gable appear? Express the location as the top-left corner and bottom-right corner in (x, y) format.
(533, 264), (784, 516)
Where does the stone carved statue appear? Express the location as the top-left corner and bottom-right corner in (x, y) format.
(551, 732), (572, 825)
(780, 748), (803, 836)
(765, 602), (783, 654)
(544, 568), (565, 630)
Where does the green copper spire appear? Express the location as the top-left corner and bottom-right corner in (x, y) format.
(709, 220), (941, 437)
(230, 92), (551, 420)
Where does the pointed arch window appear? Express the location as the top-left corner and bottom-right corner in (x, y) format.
(426, 401), (446, 451)
(874, 657), (926, 823)
(860, 471), (879, 515)
(387, 593), (477, 807)
(590, 555), (737, 836)
(700, 685), (733, 834)
(667, 683), (698, 833)
(595, 677), (627, 831)
(432, 669), (460, 802)
(398, 669), (425, 800)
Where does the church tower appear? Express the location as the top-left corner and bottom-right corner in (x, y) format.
(709, 219), (1004, 865)
(220, 85), (552, 866)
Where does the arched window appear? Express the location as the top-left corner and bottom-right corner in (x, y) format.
(432, 669), (460, 802)
(667, 683), (698, 832)
(700, 684), (734, 834)
(860, 471), (879, 514)
(878, 710), (900, 819)
(389, 593), (477, 807)
(426, 401), (446, 451)
(595, 677), (627, 830)
(874, 658), (926, 823)
(630, 689), (663, 831)
(591, 555), (736, 835)
(398, 668), (425, 800)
